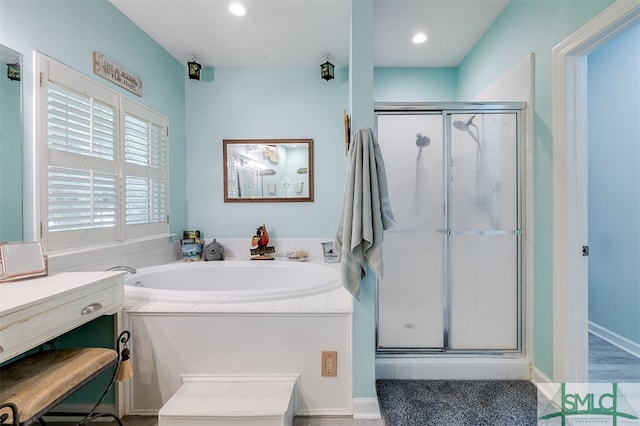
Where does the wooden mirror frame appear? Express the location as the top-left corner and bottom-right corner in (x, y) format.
(223, 139), (314, 203)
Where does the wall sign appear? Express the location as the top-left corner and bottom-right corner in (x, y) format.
(93, 51), (143, 96)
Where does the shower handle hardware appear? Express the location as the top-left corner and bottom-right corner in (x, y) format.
(81, 303), (103, 315)
(582, 245), (589, 256)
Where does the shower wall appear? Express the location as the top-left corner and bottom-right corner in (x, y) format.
(376, 105), (522, 353)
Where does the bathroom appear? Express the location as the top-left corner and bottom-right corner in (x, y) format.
(1, 0), (638, 423)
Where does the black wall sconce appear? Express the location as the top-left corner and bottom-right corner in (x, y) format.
(7, 62), (20, 81)
(320, 57), (335, 81)
(187, 57), (202, 81)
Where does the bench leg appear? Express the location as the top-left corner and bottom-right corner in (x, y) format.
(44, 331), (131, 425)
(0, 402), (19, 426)
(77, 331), (130, 425)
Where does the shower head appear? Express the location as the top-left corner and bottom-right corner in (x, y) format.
(453, 115), (477, 132)
(453, 115), (480, 147)
(416, 133), (431, 148)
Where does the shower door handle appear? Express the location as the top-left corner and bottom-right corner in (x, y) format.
(582, 245), (589, 256)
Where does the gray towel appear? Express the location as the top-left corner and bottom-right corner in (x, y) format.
(335, 128), (396, 299)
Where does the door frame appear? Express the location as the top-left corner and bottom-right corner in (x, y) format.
(552, 0), (639, 382)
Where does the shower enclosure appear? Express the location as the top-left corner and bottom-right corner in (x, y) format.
(375, 103), (523, 354)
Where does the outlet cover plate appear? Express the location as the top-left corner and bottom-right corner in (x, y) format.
(321, 351), (337, 377)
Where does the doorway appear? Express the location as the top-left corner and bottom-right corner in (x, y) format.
(587, 21), (640, 382)
(552, 1), (640, 383)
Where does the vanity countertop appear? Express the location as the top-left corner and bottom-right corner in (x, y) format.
(0, 271), (124, 363)
(0, 271), (123, 316)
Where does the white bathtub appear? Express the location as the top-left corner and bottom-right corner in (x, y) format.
(124, 260), (342, 304)
(123, 259), (354, 416)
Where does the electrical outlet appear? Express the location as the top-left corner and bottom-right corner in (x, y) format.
(321, 351), (337, 377)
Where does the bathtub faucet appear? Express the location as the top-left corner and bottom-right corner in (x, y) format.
(106, 265), (137, 275)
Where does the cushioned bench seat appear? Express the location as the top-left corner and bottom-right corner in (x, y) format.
(0, 348), (117, 425)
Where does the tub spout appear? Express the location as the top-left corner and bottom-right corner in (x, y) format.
(106, 265), (137, 275)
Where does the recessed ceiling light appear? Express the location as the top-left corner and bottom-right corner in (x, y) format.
(228, 2), (247, 16)
(412, 33), (428, 44)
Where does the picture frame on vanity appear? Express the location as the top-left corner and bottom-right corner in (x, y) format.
(0, 241), (48, 281)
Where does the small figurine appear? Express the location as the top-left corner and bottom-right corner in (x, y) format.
(250, 224), (275, 260)
(203, 239), (225, 261)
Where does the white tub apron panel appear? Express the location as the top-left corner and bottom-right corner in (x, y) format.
(124, 287), (353, 416)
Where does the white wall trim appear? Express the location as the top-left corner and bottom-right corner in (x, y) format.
(530, 366), (555, 402)
(552, 0), (640, 383)
(589, 321), (640, 359)
(351, 397), (381, 420)
(530, 364), (553, 385)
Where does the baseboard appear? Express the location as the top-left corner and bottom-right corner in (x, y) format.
(530, 364), (553, 385)
(352, 397), (381, 420)
(530, 365), (556, 402)
(376, 356), (530, 380)
(589, 321), (640, 358)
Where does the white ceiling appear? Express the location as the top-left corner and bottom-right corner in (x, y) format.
(110, 0), (509, 69)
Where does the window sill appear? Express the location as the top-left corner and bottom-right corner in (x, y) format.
(47, 234), (178, 273)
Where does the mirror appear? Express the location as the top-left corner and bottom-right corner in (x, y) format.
(0, 44), (23, 242)
(223, 139), (314, 202)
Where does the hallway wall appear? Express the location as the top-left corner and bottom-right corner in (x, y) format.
(587, 22), (640, 345)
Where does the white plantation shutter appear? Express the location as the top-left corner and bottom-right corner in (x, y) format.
(122, 98), (168, 239)
(47, 167), (117, 231)
(47, 85), (115, 160)
(44, 66), (119, 249)
(40, 57), (169, 250)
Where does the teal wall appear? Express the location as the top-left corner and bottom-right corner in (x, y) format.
(587, 23), (640, 344)
(0, 0), (188, 241)
(0, 64), (22, 242)
(185, 67), (349, 239)
(374, 67), (457, 102)
(349, 0), (377, 400)
(457, 0), (615, 379)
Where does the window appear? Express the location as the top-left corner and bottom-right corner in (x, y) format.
(39, 57), (168, 251)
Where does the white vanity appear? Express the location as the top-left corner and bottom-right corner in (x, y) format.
(0, 271), (124, 364)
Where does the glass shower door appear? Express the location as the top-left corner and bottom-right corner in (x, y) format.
(375, 106), (522, 353)
(447, 112), (521, 350)
(377, 113), (444, 349)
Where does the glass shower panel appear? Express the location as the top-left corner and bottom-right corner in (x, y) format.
(448, 112), (520, 350)
(449, 113), (518, 231)
(377, 113), (444, 349)
(448, 234), (518, 349)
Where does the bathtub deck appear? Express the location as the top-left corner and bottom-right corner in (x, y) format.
(125, 286), (353, 314)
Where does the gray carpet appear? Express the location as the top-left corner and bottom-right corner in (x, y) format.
(376, 380), (538, 426)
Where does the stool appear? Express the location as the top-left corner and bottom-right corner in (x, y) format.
(158, 375), (299, 426)
(0, 348), (120, 426)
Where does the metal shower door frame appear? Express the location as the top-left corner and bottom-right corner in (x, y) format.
(374, 102), (525, 356)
